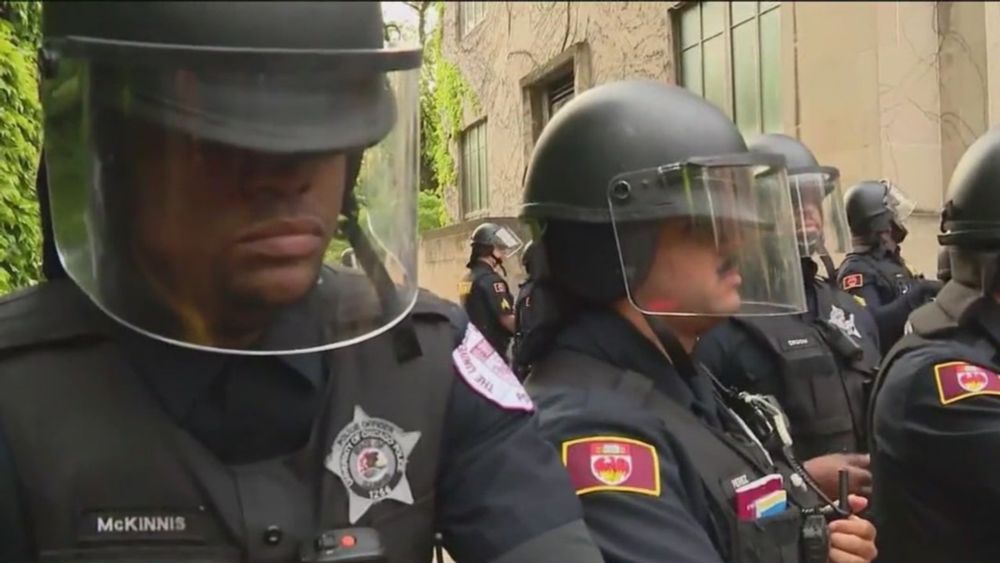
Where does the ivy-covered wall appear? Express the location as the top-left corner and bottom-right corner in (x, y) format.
(0, 1), (42, 292)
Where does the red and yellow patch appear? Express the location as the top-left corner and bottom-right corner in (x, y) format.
(934, 361), (1000, 405)
(842, 273), (864, 290)
(561, 436), (660, 497)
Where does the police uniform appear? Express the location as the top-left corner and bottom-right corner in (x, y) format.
(0, 3), (606, 562)
(869, 282), (1000, 562)
(868, 126), (1000, 563)
(459, 261), (514, 357)
(698, 259), (880, 461)
(528, 308), (826, 563)
(0, 275), (601, 562)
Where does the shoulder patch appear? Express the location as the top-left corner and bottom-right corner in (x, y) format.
(452, 323), (533, 412)
(457, 281), (472, 297)
(561, 436), (660, 497)
(842, 273), (864, 290)
(934, 361), (1000, 405)
(493, 281), (507, 294)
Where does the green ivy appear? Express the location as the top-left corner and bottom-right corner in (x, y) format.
(0, 1), (42, 293)
(419, 1), (477, 230)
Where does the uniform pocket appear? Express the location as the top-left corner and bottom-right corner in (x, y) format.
(733, 506), (802, 563)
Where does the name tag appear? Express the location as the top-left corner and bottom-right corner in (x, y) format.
(780, 336), (817, 351)
(79, 510), (208, 543)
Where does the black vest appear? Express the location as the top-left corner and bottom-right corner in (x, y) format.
(867, 281), (1000, 563)
(840, 251), (915, 301)
(529, 350), (821, 563)
(735, 282), (879, 460)
(0, 280), (457, 563)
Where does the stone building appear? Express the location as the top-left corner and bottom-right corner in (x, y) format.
(418, 1), (999, 301)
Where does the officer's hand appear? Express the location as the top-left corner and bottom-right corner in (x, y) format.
(803, 453), (872, 498)
(827, 495), (877, 563)
(908, 279), (943, 305)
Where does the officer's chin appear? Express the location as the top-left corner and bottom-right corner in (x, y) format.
(229, 261), (322, 308)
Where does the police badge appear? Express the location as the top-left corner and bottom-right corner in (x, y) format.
(326, 406), (421, 524)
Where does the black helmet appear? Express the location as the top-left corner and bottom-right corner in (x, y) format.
(471, 223), (506, 247)
(523, 81), (746, 223)
(746, 134), (848, 257)
(41, 2), (408, 152)
(39, 2), (424, 354)
(521, 80), (806, 317)
(939, 128), (1000, 290)
(844, 180), (914, 243)
(940, 127), (1000, 249)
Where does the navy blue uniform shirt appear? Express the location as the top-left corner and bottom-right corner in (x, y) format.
(0, 298), (587, 562)
(530, 307), (729, 563)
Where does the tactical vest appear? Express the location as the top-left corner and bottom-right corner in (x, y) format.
(840, 252), (915, 300)
(529, 350), (820, 563)
(0, 280), (458, 563)
(734, 282), (879, 460)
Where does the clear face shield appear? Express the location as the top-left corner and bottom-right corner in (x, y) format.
(41, 38), (421, 354)
(882, 180), (916, 243)
(789, 167), (849, 257)
(491, 226), (524, 260)
(609, 154), (807, 318)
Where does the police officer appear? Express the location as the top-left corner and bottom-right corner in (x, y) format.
(837, 180), (940, 352)
(696, 134), (880, 498)
(521, 80), (877, 563)
(0, 4), (605, 562)
(510, 241), (538, 379)
(458, 223), (519, 358)
(869, 127), (1000, 563)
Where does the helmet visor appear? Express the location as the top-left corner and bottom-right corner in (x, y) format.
(492, 226), (524, 259)
(42, 48), (421, 354)
(609, 155), (807, 317)
(883, 181), (916, 223)
(790, 167), (849, 257)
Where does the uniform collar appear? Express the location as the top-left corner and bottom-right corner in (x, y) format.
(113, 293), (327, 421)
(555, 307), (720, 424)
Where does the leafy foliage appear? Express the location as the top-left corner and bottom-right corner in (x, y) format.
(0, 1), (42, 292)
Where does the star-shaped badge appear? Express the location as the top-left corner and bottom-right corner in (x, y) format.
(326, 406), (421, 524)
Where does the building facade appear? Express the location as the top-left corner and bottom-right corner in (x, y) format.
(418, 1), (999, 301)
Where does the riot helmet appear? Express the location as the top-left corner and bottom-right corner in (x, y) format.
(521, 80), (806, 318)
(746, 134), (849, 259)
(939, 127), (1000, 292)
(40, 2), (423, 354)
(467, 222), (523, 267)
(844, 179), (915, 244)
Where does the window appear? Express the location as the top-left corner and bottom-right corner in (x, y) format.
(543, 70), (576, 125)
(676, 1), (782, 134)
(460, 2), (488, 37)
(461, 120), (488, 216)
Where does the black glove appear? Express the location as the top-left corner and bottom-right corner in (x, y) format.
(907, 279), (943, 306)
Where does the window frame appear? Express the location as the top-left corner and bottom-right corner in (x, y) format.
(672, 1), (783, 135)
(460, 119), (489, 218)
(459, 1), (488, 38)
